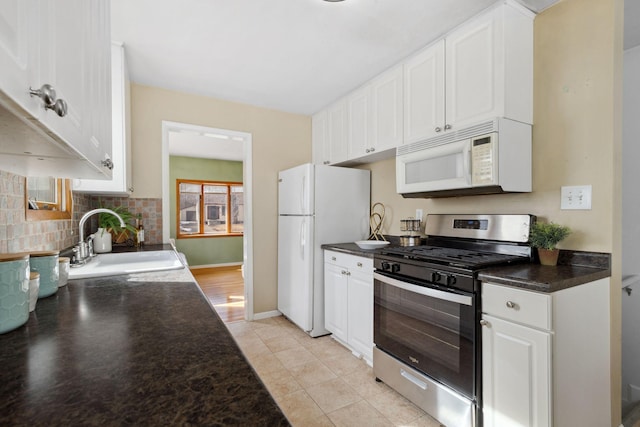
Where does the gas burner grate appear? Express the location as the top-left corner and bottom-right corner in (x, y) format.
(381, 245), (526, 268)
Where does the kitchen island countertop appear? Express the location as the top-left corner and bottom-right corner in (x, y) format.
(0, 263), (289, 426)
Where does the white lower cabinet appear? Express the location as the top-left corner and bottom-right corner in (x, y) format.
(324, 250), (373, 365)
(481, 278), (611, 427)
(482, 313), (551, 427)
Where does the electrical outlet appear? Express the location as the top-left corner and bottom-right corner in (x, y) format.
(415, 209), (423, 221)
(561, 185), (592, 210)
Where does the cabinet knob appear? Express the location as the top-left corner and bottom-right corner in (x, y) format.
(365, 149), (371, 153)
(444, 124), (452, 130)
(435, 127), (442, 132)
(370, 147), (375, 153)
(480, 319), (489, 326)
(357, 262), (363, 267)
(506, 301), (518, 309)
(100, 158), (114, 170)
(324, 161), (330, 165)
(331, 256), (336, 261)
(29, 84), (68, 117)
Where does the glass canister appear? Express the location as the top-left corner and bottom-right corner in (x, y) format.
(30, 250), (60, 298)
(58, 257), (70, 287)
(0, 253), (30, 334)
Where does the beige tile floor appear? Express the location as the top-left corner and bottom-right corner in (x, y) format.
(226, 315), (444, 427)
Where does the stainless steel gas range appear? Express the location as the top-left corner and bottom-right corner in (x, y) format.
(373, 214), (535, 427)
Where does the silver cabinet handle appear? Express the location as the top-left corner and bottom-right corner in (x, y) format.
(435, 127), (442, 132)
(29, 84), (68, 117)
(323, 160), (330, 165)
(357, 262), (363, 267)
(101, 158), (114, 170)
(365, 149), (370, 153)
(506, 301), (517, 309)
(331, 256), (337, 261)
(480, 319), (489, 326)
(370, 147), (375, 152)
(444, 124), (452, 130)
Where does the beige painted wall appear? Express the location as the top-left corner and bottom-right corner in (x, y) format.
(357, 0), (623, 423)
(129, 84), (311, 314)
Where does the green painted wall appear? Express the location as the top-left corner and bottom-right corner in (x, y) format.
(169, 156), (243, 266)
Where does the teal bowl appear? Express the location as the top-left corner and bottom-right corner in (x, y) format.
(30, 251), (60, 298)
(0, 254), (30, 334)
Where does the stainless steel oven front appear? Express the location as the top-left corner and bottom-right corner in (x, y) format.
(373, 270), (480, 427)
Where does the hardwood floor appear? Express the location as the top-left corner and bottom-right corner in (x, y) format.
(191, 266), (245, 323)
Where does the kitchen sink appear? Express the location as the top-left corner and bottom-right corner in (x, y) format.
(68, 250), (186, 280)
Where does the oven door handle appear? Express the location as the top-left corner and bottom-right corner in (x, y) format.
(374, 272), (473, 306)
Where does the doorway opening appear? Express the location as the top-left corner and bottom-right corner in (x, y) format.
(161, 121), (254, 321)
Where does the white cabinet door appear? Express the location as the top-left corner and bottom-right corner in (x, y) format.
(347, 268), (373, 363)
(74, 42), (130, 194)
(347, 85), (372, 159)
(38, 0), (89, 159)
(403, 40), (445, 144)
(85, 0), (112, 170)
(372, 64), (403, 151)
(312, 110), (329, 165)
(0, 0), (39, 114)
(445, 8), (498, 129)
(328, 99), (348, 164)
(324, 262), (348, 342)
(482, 314), (551, 427)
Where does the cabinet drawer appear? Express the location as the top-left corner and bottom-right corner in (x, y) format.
(482, 282), (551, 330)
(324, 250), (373, 272)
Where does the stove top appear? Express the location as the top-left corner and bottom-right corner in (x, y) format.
(379, 245), (530, 269)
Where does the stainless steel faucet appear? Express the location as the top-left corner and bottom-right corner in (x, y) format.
(75, 208), (126, 263)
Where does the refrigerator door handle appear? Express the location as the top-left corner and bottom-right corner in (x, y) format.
(300, 219), (306, 259)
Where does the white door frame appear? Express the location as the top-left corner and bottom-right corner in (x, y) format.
(161, 120), (254, 321)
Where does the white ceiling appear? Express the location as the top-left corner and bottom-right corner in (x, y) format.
(113, 0), (639, 160)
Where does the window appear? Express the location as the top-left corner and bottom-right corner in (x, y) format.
(177, 179), (243, 238)
(25, 177), (73, 221)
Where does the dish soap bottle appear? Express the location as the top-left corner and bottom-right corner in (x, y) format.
(136, 214), (145, 247)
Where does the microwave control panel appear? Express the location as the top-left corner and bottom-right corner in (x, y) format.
(471, 134), (497, 186)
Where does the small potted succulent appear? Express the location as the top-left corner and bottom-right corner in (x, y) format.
(529, 221), (572, 266)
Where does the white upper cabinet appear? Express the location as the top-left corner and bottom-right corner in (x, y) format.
(0, 0), (40, 114)
(403, 40), (445, 145)
(311, 110), (329, 165)
(74, 42), (132, 195)
(0, 0), (112, 179)
(403, 1), (533, 143)
(347, 84), (372, 159)
(371, 64), (403, 152)
(327, 99), (348, 164)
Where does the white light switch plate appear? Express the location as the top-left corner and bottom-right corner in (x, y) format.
(561, 185), (592, 210)
(415, 209), (423, 221)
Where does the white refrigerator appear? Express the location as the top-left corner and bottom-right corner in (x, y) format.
(277, 163), (371, 337)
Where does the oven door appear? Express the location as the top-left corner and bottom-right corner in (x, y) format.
(373, 271), (477, 400)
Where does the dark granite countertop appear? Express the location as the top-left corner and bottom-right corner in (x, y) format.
(0, 266), (289, 426)
(321, 242), (380, 258)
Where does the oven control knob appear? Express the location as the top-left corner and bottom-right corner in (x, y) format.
(431, 272), (442, 283)
(446, 275), (457, 286)
(381, 261), (390, 271)
(391, 263), (401, 273)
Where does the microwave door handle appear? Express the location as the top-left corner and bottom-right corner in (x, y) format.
(463, 144), (472, 185)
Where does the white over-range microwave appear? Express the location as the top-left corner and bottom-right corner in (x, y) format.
(396, 118), (532, 198)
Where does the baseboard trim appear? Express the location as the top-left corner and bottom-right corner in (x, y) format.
(189, 262), (243, 269)
(253, 310), (281, 320)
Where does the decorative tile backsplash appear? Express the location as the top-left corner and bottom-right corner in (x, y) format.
(0, 170), (162, 253)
